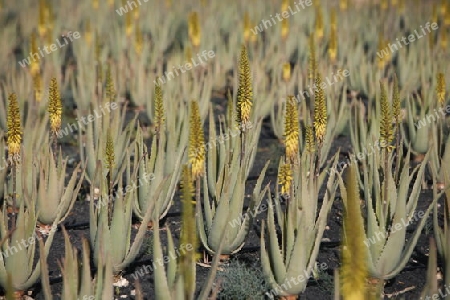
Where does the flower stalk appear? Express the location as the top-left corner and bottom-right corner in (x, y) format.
(284, 96), (299, 165)
(105, 128), (115, 227)
(180, 165), (197, 299)
(379, 81), (394, 216)
(7, 93), (22, 229)
(154, 82), (165, 144)
(236, 45), (253, 163)
(48, 77), (62, 157)
(188, 100), (205, 214)
(314, 72), (327, 175)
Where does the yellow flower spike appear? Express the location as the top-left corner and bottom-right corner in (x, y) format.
(180, 164), (197, 297)
(236, 45), (253, 127)
(305, 125), (315, 153)
(188, 100), (205, 179)
(38, 0), (48, 39)
(282, 63), (291, 83)
(281, 18), (289, 41)
(154, 80), (165, 134)
(441, 0), (447, 16)
(46, 3), (54, 45)
(124, 0), (132, 38)
(437, 73), (446, 107)
(308, 35), (316, 80)
(48, 77), (62, 134)
(282, 0), (289, 12)
(185, 46), (193, 63)
(340, 163), (367, 300)
(314, 6), (324, 41)
(314, 73), (327, 145)
(284, 96), (299, 163)
(330, 8), (337, 29)
(339, 0), (348, 11)
(134, 25), (143, 55)
(243, 12), (251, 43)
(379, 81), (394, 149)
(84, 19), (92, 47)
(440, 28), (448, 50)
(133, 4), (139, 20)
(30, 32), (40, 78)
(105, 65), (116, 102)
(33, 73), (42, 102)
(377, 33), (387, 70)
(278, 163), (293, 195)
(445, 7), (450, 27)
(398, 0), (405, 13)
(328, 16), (338, 62)
(188, 12), (201, 48)
(250, 23), (258, 43)
(7, 93), (22, 160)
(105, 128), (115, 170)
(432, 4), (438, 24)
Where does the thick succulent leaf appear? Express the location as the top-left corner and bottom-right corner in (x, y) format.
(166, 226), (177, 286)
(306, 158), (338, 273)
(374, 168), (407, 276)
(118, 182), (160, 271)
(260, 221), (289, 297)
(384, 190), (444, 279)
(266, 195), (287, 282)
(153, 214), (171, 299)
(228, 162), (270, 251)
(406, 151), (429, 215)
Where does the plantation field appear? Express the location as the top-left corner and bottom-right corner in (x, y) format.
(0, 0), (449, 299)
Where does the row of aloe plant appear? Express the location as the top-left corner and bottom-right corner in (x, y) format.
(1, 41), (448, 300)
(0, 0), (449, 299)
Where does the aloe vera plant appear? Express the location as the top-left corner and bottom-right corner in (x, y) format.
(327, 84), (351, 137)
(355, 147), (441, 296)
(432, 163), (450, 299)
(152, 165), (227, 300)
(0, 201), (58, 295)
(152, 219), (227, 300)
(40, 227), (114, 300)
(89, 161), (157, 275)
(198, 155), (270, 256)
(132, 125), (184, 222)
(24, 148), (84, 226)
(260, 151), (339, 299)
(79, 102), (136, 186)
(403, 94), (434, 155)
(205, 103), (260, 199)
